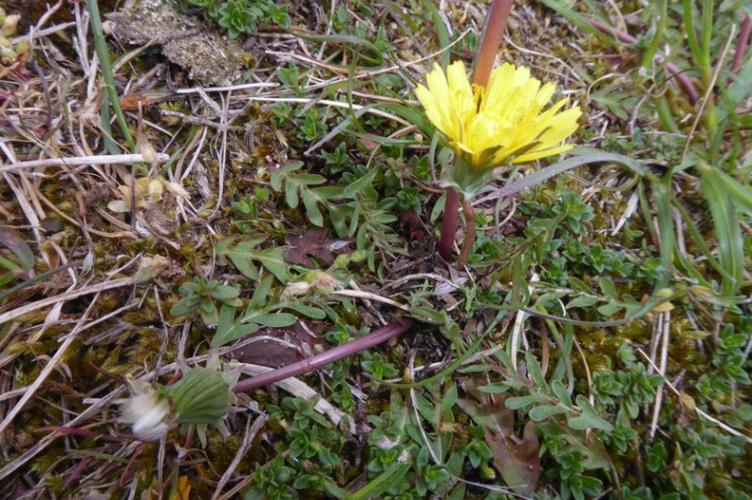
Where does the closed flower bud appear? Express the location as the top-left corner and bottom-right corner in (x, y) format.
(308, 271), (338, 293)
(283, 271), (339, 299)
(164, 368), (235, 425)
(282, 280), (312, 298)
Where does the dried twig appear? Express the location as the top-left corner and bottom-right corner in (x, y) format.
(12, 22), (77, 44)
(649, 310), (671, 440)
(637, 348), (752, 444)
(332, 289), (411, 311)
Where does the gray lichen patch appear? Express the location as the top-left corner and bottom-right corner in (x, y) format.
(109, 0), (247, 85)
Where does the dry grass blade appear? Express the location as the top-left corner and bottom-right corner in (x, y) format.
(231, 363), (356, 431)
(0, 153), (170, 174)
(637, 349), (752, 445)
(649, 310), (671, 440)
(0, 292), (102, 435)
(681, 25), (737, 159)
(0, 277), (135, 324)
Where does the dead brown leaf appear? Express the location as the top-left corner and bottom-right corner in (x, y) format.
(485, 420), (541, 497)
(231, 321), (327, 368)
(284, 229), (348, 268)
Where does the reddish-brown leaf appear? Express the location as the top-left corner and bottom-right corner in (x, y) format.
(485, 421), (541, 496)
(397, 210), (428, 243)
(119, 90), (172, 111)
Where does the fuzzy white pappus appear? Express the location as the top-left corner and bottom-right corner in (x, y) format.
(119, 382), (173, 441)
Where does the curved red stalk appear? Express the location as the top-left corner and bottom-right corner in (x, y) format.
(232, 319), (414, 393)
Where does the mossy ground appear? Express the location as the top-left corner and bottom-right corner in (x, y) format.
(1, 0), (751, 498)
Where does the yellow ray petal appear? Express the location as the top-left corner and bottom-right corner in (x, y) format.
(425, 64), (457, 139)
(415, 84), (448, 136)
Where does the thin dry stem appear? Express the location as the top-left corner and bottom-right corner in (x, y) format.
(649, 310), (671, 440)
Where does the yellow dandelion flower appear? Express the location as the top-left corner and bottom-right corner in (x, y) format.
(416, 60), (581, 170)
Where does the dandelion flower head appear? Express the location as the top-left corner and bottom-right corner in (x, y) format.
(415, 61), (581, 169)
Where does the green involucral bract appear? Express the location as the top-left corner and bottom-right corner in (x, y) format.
(165, 368), (235, 425)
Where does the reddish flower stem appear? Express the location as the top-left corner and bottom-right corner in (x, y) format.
(232, 319), (414, 393)
(437, 0), (514, 263)
(472, 0), (515, 87)
(731, 15), (751, 73)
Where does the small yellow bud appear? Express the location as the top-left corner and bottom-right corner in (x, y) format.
(160, 179), (190, 199)
(147, 178), (164, 204)
(15, 40), (29, 55)
(653, 301), (674, 313)
(679, 392), (696, 412)
(137, 138), (158, 166)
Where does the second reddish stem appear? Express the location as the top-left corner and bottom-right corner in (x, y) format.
(438, 188), (460, 260)
(456, 195), (476, 267)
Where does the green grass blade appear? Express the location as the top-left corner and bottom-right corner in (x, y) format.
(421, 0), (451, 69)
(683, 0), (704, 67)
(376, 102), (435, 137)
(672, 197), (730, 283)
(350, 459), (412, 500)
(653, 180), (675, 288)
(87, 0), (134, 151)
(641, 0), (668, 73)
(485, 150), (647, 201)
(700, 0), (715, 70)
(698, 164), (744, 296)
(99, 93), (121, 155)
(539, 0), (618, 46)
